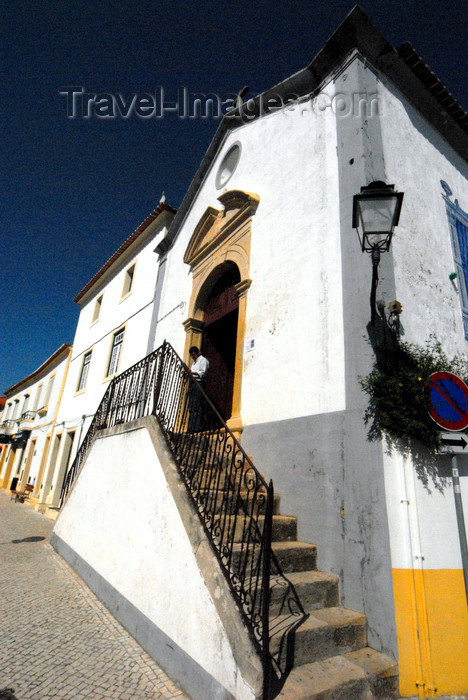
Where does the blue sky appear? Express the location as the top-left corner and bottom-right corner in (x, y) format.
(2, 0), (467, 392)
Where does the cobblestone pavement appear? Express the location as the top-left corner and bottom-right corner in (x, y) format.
(0, 492), (189, 700)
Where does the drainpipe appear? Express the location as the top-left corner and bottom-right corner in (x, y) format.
(399, 453), (436, 697)
(398, 453), (425, 697)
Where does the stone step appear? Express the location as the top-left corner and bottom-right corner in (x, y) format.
(271, 541), (318, 573)
(180, 450), (234, 471)
(270, 607), (367, 668)
(345, 648), (399, 698)
(274, 648), (398, 699)
(175, 433), (243, 462)
(223, 514), (297, 543)
(230, 541), (317, 578)
(269, 570), (339, 616)
(187, 465), (236, 490)
(184, 463), (267, 491)
(274, 654), (372, 699)
(269, 515), (297, 542)
(167, 437), (397, 696)
(205, 489), (281, 515)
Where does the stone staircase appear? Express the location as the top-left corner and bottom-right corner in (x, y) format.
(176, 430), (399, 699)
(231, 501), (398, 699)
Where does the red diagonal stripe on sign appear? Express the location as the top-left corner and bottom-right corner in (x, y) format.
(433, 381), (464, 418)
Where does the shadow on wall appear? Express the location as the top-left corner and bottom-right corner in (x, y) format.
(365, 310), (455, 494)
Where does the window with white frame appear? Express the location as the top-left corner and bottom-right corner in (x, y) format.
(91, 295), (103, 324)
(121, 264), (135, 299)
(77, 351), (92, 392)
(107, 329), (125, 377)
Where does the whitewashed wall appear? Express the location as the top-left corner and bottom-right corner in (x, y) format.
(376, 73), (468, 564)
(37, 213), (174, 508)
(54, 214), (171, 457)
(53, 424), (259, 700)
(151, 61), (399, 661)
(383, 451), (468, 572)
(379, 77), (468, 352)
(1, 348), (71, 489)
(155, 88), (345, 424)
(374, 78), (468, 692)
(21, 431), (46, 485)
(4, 350), (70, 428)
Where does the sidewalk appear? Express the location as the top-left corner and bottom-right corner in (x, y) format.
(0, 491), (188, 700)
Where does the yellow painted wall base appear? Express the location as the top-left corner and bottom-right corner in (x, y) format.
(393, 568), (468, 697)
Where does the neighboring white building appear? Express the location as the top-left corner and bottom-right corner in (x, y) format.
(40, 199), (176, 513)
(0, 344), (72, 511)
(51, 8), (468, 698)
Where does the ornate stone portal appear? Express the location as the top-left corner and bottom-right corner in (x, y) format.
(183, 190), (259, 434)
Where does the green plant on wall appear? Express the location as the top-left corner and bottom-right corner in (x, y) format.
(360, 336), (468, 455)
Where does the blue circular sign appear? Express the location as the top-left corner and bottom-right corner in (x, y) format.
(425, 372), (468, 431)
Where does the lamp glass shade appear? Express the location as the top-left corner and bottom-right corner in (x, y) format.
(358, 196), (396, 232)
(353, 184), (403, 252)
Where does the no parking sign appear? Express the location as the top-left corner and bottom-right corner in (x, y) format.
(426, 371), (468, 604)
(425, 371), (468, 431)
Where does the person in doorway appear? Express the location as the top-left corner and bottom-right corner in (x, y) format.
(188, 346), (209, 431)
(189, 346), (209, 384)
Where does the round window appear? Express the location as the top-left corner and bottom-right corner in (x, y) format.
(215, 143), (241, 189)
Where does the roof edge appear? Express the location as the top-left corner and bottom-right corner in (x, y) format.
(5, 344), (73, 396)
(160, 6), (468, 256)
(397, 41), (468, 132)
(74, 201), (177, 304)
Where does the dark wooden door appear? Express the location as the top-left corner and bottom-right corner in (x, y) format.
(201, 266), (241, 420)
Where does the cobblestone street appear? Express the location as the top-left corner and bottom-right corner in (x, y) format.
(0, 492), (188, 700)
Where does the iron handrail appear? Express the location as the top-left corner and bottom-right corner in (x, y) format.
(59, 340), (305, 697)
(20, 411), (37, 421)
(0, 420), (15, 428)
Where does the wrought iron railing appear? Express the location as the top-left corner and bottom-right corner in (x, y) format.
(60, 340), (305, 697)
(0, 420), (15, 429)
(20, 411), (37, 421)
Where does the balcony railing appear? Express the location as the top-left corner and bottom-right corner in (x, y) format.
(60, 341), (306, 698)
(0, 420), (15, 432)
(20, 411), (37, 421)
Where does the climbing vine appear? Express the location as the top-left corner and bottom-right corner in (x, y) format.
(359, 336), (468, 454)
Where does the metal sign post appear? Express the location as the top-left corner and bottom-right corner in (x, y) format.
(451, 455), (468, 604)
(426, 372), (468, 607)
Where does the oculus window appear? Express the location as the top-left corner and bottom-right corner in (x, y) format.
(216, 143), (241, 189)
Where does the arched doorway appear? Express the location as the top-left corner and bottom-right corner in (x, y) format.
(201, 265), (240, 420)
(183, 189), (259, 434)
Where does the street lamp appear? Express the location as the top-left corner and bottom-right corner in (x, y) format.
(352, 181), (404, 323)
